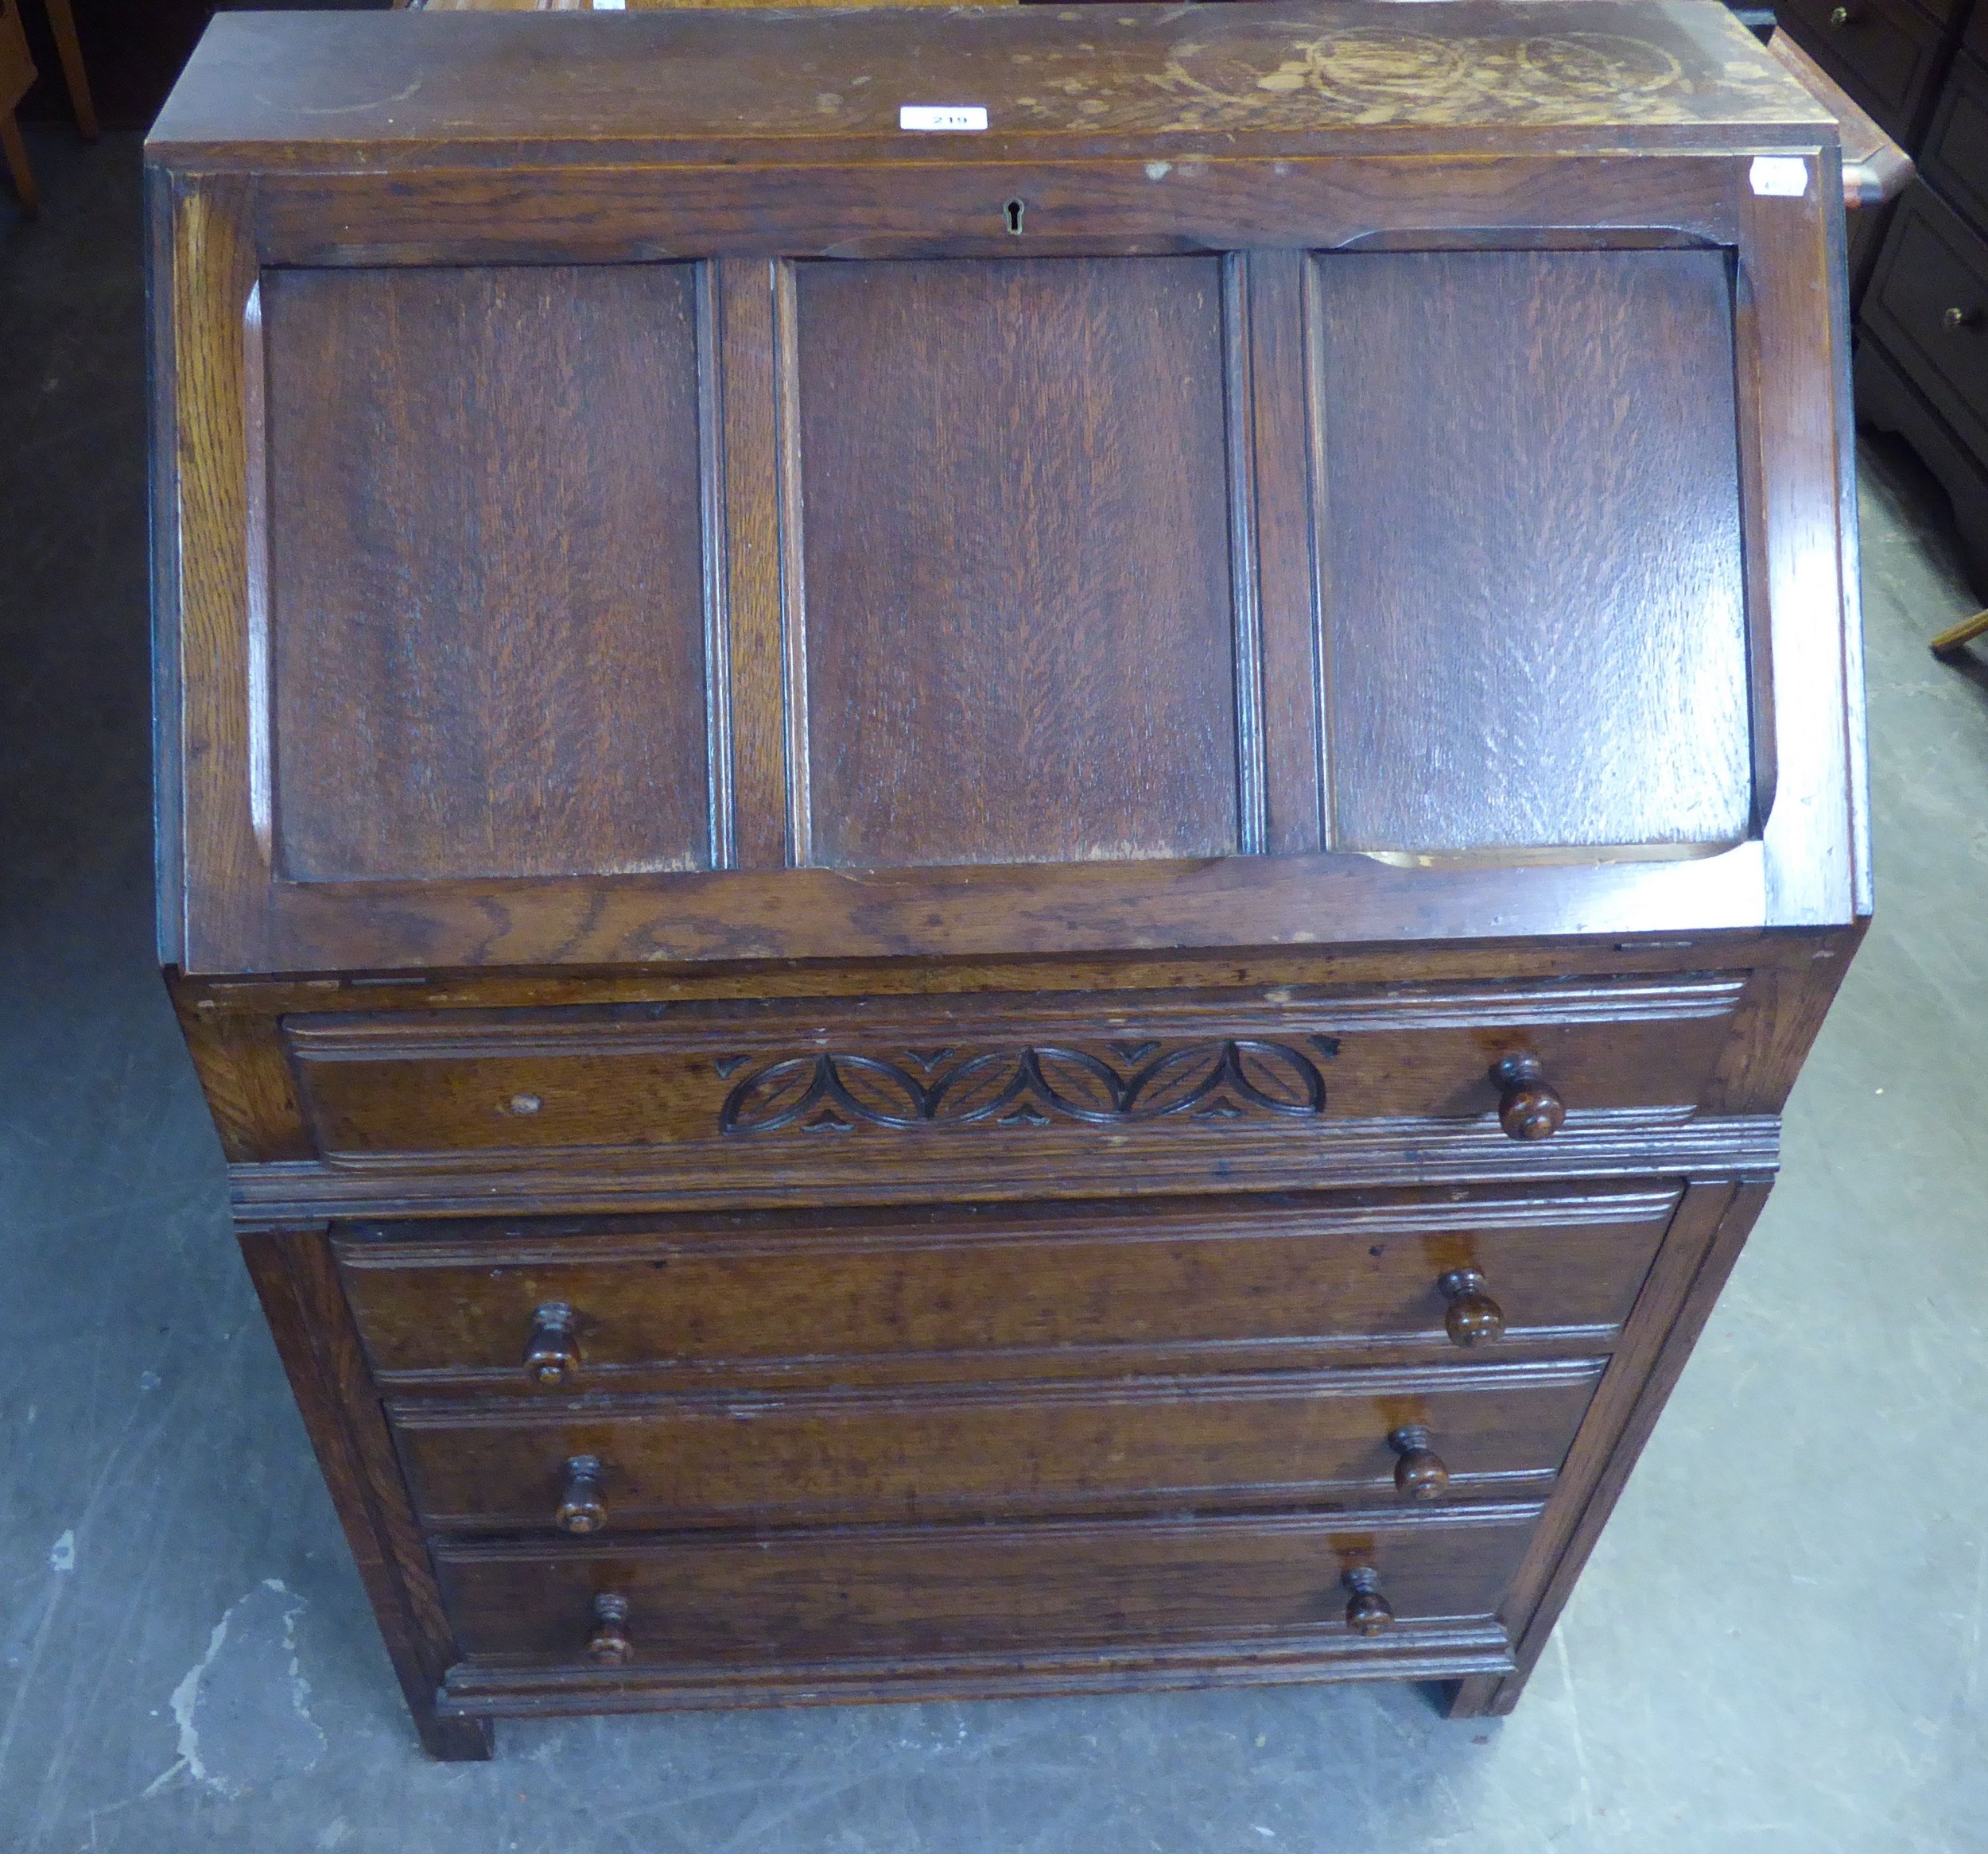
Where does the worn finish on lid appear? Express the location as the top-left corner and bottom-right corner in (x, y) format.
(147, 2), (1834, 169)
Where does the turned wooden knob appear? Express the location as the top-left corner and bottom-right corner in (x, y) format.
(587, 1592), (631, 1666)
(1388, 1425), (1450, 1499)
(1493, 1053), (1564, 1141)
(557, 1454), (608, 1534)
(1343, 1566), (1394, 1635)
(524, 1301), (580, 1386)
(1438, 1267), (1506, 1346)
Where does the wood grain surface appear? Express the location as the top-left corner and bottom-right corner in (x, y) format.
(394, 1360), (1602, 1532)
(795, 255), (1239, 869)
(263, 265), (711, 883)
(146, 0), (1869, 1747)
(333, 1185), (1678, 1390)
(280, 979), (1741, 1175)
(238, 1228), (491, 1760)
(1316, 247), (1751, 855)
(148, 5), (1831, 166)
(433, 1503), (1543, 1666)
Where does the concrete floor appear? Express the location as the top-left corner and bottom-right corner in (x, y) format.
(3, 127), (1986, 1854)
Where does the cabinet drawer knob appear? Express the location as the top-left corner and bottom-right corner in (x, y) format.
(1828, 4), (1859, 25)
(557, 1454), (608, 1534)
(1342, 1566), (1395, 1635)
(1388, 1424), (1450, 1499)
(587, 1592), (632, 1666)
(1943, 306), (1981, 335)
(1492, 1053), (1564, 1140)
(1438, 1267), (1506, 1346)
(524, 1301), (580, 1386)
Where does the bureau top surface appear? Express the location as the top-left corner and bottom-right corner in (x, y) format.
(148, 1), (1829, 168)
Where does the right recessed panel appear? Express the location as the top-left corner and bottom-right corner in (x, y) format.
(1314, 248), (1753, 856)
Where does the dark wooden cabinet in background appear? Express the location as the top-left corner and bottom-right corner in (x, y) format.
(1854, 0), (1988, 592)
(1777, 0), (1988, 590)
(148, 2), (1869, 1760)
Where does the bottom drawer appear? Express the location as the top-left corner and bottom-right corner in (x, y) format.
(434, 1503), (1539, 1674)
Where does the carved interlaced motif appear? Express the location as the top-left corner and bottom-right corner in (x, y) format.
(718, 1038), (1339, 1136)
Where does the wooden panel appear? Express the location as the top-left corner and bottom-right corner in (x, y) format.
(1458, 1177), (1767, 1716)
(1923, 52), (1988, 234)
(262, 263), (710, 883)
(435, 1504), (1540, 1668)
(167, 174), (272, 969)
(249, 157), (1748, 273)
(793, 255), (1241, 869)
(708, 258), (790, 869)
(1316, 247), (1753, 856)
(334, 1186), (1679, 1391)
(237, 1228), (491, 1761)
(1737, 161), (1862, 925)
(282, 978), (1744, 1168)
(394, 1359), (1600, 1532)
(1247, 248), (1328, 855)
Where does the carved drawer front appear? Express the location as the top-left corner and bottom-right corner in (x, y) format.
(390, 1358), (1602, 1535)
(433, 1504), (1540, 1683)
(336, 1185), (1678, 1394)
(284, 978), (1743, 1197)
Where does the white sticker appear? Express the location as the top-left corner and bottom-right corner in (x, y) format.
(899, 105), (988, 133)
(592, 0), (627, 10)
(1749, 156), (1809, 198)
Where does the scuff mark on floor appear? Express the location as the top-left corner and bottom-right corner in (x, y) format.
(146, 1580), (325, 1799)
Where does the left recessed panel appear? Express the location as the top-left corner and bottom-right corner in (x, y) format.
(262, 265), (710, 883)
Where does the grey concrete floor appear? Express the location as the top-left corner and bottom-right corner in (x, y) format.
(3, 126), (1986, 1854)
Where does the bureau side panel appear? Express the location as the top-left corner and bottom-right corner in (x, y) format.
(236, 1227), (490, 1759)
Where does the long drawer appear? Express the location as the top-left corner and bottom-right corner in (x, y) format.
(433, 1504), (1540, 1673)
(391, 1358), (1602, 1534)
(285, 978), (1743, 1200)
(337, 1184), (1678, 1394)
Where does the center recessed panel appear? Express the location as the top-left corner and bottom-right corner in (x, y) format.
(794, 257), (1240, 871)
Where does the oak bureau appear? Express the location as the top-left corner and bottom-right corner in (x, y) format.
(147, 2), (1869, 1759)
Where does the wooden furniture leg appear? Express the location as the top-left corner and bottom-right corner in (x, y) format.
(0, 111), (34, 213)
(1, 0), (36, 215)
(1932, 609), (1988, 657)
(40, 0), (94, 138)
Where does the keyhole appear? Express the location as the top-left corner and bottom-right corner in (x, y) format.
(1004, 198), (1024, 235)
